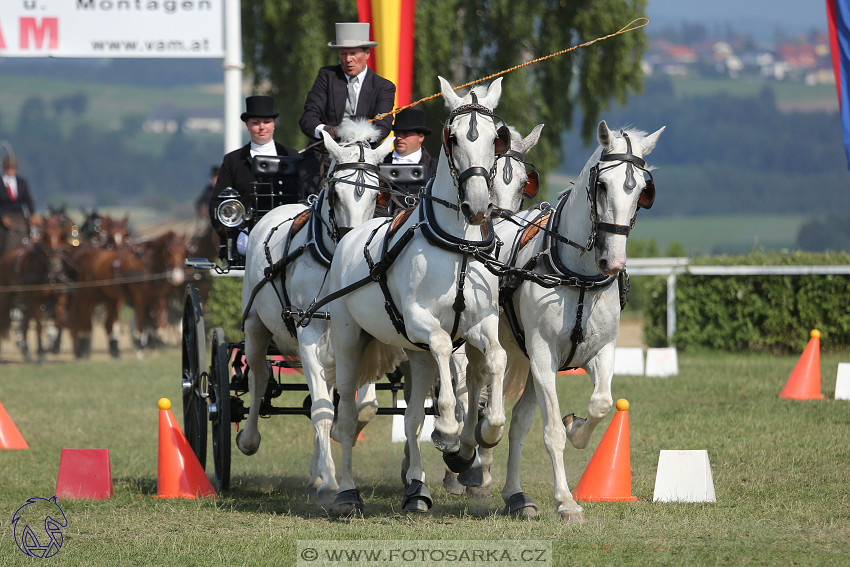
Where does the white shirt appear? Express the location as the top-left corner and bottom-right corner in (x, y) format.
(250, 141), (277, 157)
(2, 174), (17, 199)
(392, 148), (422, 164)
(314, 68), (370, 139)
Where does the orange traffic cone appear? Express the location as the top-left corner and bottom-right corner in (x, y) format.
(156, 398), (216, 499)
(572, 398), (637, 502)
(780, 329), (823, 400)
(0, 399), (29, 449)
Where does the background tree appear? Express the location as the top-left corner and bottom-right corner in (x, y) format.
(243, 0), (648, 185)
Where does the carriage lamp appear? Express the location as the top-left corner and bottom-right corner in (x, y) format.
(216, 188), (246, 228)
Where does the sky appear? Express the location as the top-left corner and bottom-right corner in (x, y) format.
(646, 0), (828, 40)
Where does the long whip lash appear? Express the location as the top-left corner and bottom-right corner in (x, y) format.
(373, 17), (649, 121)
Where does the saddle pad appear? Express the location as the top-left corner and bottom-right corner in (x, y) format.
(389, 207), (416, 237)
(519, 212), (551, 249)
(291, 209), (312, 237)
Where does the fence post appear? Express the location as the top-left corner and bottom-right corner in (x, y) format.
(666, 273), (676, 344)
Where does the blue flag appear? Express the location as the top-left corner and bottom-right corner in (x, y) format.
(828, 0), (850, 174)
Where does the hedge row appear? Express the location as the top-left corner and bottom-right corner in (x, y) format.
(204, 276), (244, 341)
(642, 251), (850, 353)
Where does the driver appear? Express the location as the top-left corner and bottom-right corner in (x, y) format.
(209, 95), (299, 256)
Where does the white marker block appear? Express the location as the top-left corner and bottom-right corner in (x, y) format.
(645, 347), (679, 377)
(653, 449), (716, 503)
(835, 363), (850, 400)
(391, 399), (435, 443)
(614, 347), (645, 376)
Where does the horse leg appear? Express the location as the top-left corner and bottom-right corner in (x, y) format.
(328, 314), (369, 516)
(465, 321), (508, 448)
(104, 298), (122, 358)
(565, 344), (615, 449)
(499, 373), (541, 516)
(401, 350), (435, 512)
(71, 291), (95, 359)
(235, 311), (272, 456)
(298, 331), (339, 507)
(527, 336), (585, 523)
(15, 305), (31, 363)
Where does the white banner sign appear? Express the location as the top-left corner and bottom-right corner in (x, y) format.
(0, 0), (223, 58)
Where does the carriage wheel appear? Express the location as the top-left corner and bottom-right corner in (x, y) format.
(210, 327), (232, 491)
(181, 284), (208, 469)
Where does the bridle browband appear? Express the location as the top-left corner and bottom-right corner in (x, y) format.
(441, 92), (510, 205)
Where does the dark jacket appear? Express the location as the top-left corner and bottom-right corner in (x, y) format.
(209, 141), (298, 234)
(299, 65), (396, 143)
(0, 175), (34, 218)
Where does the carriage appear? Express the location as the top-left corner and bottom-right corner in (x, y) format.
(180, 147), (431, 491)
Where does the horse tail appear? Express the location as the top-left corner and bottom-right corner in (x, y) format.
(503, 354), (530, 402)
(356, 339), (407, 389)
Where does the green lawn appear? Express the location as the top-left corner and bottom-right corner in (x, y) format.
(0, 347), (848, 565)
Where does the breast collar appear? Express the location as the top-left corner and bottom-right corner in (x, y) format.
(418, 181), (496, 254)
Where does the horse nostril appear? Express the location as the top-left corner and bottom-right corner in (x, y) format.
(460, 203), (473, 219)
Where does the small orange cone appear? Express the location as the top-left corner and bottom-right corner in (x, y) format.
(780, 330), (823, 400)
(572, 398), (637, 502)
(156, 398), (216, 499)
(0, 399), (29, 449)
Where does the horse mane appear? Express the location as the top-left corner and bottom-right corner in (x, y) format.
(338, 118), (381, 144)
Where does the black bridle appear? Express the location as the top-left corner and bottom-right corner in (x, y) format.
(588, 131), (656, 240)
(441, 92), (511, 206)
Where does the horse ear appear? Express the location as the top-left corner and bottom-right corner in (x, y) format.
(480, 77), (503, 110)
(376, 135), (395, 162)
(640, 125), (666, 157)
(518, 124), (544, 154)
(597, 120), (614, 151)
(439, 76), (462, 110)
(321, 129), (342, 159)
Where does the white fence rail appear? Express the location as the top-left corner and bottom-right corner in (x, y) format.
(626, 258), (850, 342)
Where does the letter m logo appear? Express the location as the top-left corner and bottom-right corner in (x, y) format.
(20, 17), (59, 50)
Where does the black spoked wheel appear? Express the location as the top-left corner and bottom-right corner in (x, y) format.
(210, 327), (231, 491)
(181, 284), (207, 469)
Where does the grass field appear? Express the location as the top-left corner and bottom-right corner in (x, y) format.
(0, 346), (848, 566)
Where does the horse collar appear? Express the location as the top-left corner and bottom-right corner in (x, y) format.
(419, 183), (495, 254)
(307, 189), (334, 267)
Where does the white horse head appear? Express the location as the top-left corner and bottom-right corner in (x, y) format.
(582, 120), (665, 275)
(437, 76), (505, 225)
(492, 123), (544, 215)
(321, 119), (395, 234)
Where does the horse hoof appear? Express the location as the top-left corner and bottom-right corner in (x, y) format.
(559, 509), (586, 524)
(442, 448), (475, 473)
(109, 338), (121, 359)
(316, 485), (338, 509)
(443, 470), (465, 495)
(500, 492), (538, 517)
(563, 413), (589, 449)
(431, 430), (460, 454)
(457, 460), (484, 487)
(465, 485), (491, 500)
(330, 489), (364, 517)
(402, 480), (432, 513)
(235, 429), (260, 456)
(474, 420), (502, 449)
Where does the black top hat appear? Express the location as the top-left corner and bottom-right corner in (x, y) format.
(392, 108), (431, 136)
(241, 95), (279, 122)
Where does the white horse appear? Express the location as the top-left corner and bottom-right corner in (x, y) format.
(481, 120), (664, 522)
(400, 122), (545, 496)
(237, 120), (394, 507)
(318, 77), (510, 515)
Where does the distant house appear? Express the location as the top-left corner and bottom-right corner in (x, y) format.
(143, 104), (223, 135)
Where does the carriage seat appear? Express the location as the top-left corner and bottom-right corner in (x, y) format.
(376, 163), (428, 217)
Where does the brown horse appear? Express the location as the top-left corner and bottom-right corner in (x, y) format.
(187, 222), (218, 304)
(78, 209), (131, 249)
(0, 211), (74, 362)
(136, 230), (188, 344)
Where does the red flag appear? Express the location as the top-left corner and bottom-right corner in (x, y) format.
(357, 0), (416, 109)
